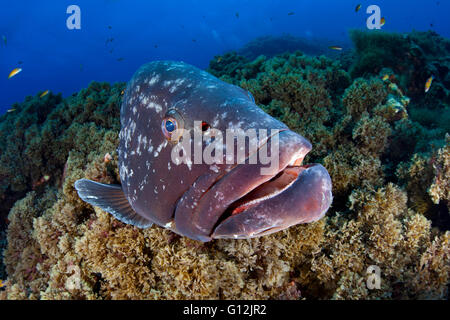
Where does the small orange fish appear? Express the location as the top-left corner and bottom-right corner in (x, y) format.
(0, 280), (6, 288)
(329, 46), (343, 51)
(425, 76), (434, 93)
(8, 68), (22, 79)
(380, 17), (386, 26)
(40, 90), (49, 98)
(355, 4), (361, 12)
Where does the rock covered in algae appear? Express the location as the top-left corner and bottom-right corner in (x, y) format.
(1, 32), (449, 299)
(428, 134), (450, 205)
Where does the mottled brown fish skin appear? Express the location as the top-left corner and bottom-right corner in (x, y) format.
(116, 61), (332, 241)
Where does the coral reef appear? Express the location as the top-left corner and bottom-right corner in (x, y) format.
(0, 31), (449, 300)
(349, 29), (450, 131)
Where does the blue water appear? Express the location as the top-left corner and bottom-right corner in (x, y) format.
(0, 0), (449, 114)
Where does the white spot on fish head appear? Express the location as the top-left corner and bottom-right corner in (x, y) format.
(147, 102), (162, 113)
(147, 74), (160, 86)
(163, 80), (173, 87)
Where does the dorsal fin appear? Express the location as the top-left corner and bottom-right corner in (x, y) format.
(74, 179), (153, 228)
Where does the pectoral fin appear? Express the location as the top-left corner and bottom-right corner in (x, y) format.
(74, 179), (153, 228)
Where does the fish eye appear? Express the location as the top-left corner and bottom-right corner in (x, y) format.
(161, 117), (178, 140)
(165, 119), (176, 132)
(162, 109), (184, 141)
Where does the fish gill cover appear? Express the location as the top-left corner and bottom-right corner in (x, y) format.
(0, 1), (449, 300)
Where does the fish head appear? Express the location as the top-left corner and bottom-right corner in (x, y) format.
(119, 61), (332, 241)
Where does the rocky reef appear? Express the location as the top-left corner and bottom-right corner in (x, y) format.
(0, 30), (449, 300)
(237, 34), (336, 61)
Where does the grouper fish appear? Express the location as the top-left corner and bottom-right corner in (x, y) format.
(75, 61), (332, 242)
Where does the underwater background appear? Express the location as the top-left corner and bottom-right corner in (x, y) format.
(0, 0), (449, 299)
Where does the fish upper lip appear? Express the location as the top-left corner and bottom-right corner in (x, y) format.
(195, 128), (289, 202)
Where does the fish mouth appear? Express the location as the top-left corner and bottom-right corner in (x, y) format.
(174, 130), (332, 241)
(211, 162), (332, 239)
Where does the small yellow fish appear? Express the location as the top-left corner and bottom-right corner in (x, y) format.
(355, 4), (361, 12)
(8, 68), (22, 79)
(382, 74), (389, 81)
(7, 108), (16, 113)
(380, 17), (386, 26)
(40, 90), (49, 98)
(329, 46), (343, 51)
(425, 76), (434, 93)
(121, 90), (125, 95)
